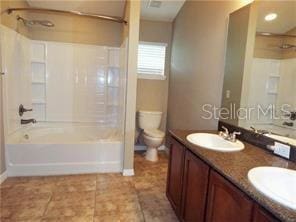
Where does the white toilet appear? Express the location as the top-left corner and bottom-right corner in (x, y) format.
(138, 110), (165, 161)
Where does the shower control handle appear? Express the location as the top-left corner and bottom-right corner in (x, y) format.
(19, 104), (33, 116)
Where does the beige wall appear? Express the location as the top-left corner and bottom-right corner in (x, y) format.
(0, 74), (5, 174)
(168, 1), (251, 131)
(254, 27), (296, 60)
(1, 0), (30, 37)
(137, 20), (172, 131)
(283, 27), (296, 59)
(122, 0), (140, 172)
(236, 3), (257, 126)
(254, 35), (283, 59)
(0, 0), (6, 174)
(1, 1), (123, 46)
(29, 13), (123, 46)
(221, 4), (255, 126)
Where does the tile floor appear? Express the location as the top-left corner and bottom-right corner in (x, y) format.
(0, 152), (178, 222)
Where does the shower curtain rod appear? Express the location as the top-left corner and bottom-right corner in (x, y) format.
(5, 7), (127, 24)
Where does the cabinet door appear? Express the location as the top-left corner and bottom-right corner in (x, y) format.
(166, 137), (186, 216)
(252, 205), (279, 222)
(181, 150), (210, 222)
(206, 170), (253, 222)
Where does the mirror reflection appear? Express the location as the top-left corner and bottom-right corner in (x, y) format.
(222, 1), (296, 144)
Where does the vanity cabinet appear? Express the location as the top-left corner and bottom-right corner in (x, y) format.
(166, 137), (186, 215)
(252, 205), (279, 222)
(167, 135), (280, 222)
(206, 170), (253, 222)
(181, 150), (209, 221)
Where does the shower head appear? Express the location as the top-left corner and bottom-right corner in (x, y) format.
(34, 20), (55, 27)
(279, 43), (296, 50)
(17, 15), (54, 27)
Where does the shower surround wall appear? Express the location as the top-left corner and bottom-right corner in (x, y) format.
(31, 40), (123, 127)
(1, 25), (124, 134)
(1, 25), (32, 135)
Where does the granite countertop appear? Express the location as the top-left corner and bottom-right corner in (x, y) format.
(169, 129), (296, 222)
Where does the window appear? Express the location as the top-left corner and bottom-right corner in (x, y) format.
(137, 41), (167, 80)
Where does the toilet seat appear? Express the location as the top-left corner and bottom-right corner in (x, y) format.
(143, 129), (165, 138)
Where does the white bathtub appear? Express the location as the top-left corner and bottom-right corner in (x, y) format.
(6, 123), (124, 176)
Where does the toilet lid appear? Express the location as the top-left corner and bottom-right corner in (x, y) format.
(143, 129), (165, 138)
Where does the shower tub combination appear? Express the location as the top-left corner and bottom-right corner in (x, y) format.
(6, 123), (123, 176)
(2, 7), (128, 177)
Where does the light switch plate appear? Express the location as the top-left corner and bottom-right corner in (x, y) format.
(226, 90), (231, 99)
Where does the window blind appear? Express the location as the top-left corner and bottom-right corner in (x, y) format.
(137, 42), (166, 75)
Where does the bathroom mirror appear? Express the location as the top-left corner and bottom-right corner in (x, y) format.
(221, 1), (296, 143)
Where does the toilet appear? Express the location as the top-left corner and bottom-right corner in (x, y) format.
(138, 110), (165, 161)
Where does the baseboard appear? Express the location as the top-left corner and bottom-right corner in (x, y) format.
(122, 168), (134, 176)
(134, 145), (146, 151)
(7, 161), (122, 177)
(0, 170), (8, 184)
(134, 145), (167, 151)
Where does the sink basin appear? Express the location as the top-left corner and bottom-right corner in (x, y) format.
(186, 133), (244, 152)
(265, 134), (296, 146)
(248, 167), (296, 210)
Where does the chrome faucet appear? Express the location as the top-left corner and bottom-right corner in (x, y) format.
(21, 119), (37, 125)
(219, 126), (229, 139)
(283, 111), (296, 121)
(228, 131), (241, 142)
(219, 126), (241, 142)
(250, 126), (269, 134)
(283, 122), (294, 127)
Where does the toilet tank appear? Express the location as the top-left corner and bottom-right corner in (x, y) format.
(138, 110), (162, 129)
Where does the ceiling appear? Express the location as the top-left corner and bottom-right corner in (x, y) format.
(26, 0), (126, 17)
(141, 0), (185, 22)
(27, 0), (185, 22)
(257, 1), (296, 34)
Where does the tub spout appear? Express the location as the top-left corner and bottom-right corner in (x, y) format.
(21, 119), (37, 125)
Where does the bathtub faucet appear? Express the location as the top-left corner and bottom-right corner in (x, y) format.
(21, 119), (37, 125)
(19, 104), (33, 116)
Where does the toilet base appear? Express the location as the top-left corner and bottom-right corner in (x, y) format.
(145, 147), (158, 162)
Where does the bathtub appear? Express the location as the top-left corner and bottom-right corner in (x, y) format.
(6, 122), (124, 176)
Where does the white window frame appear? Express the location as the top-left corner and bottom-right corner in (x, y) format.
(137, 41), (167, 80)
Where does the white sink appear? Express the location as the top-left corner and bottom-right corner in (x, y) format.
(265, 134), (296, 146)
(186, 133), (244, 152)
(248, 167), (296, 210)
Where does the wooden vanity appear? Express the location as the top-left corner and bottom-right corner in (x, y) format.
(166, 130), (296, 222)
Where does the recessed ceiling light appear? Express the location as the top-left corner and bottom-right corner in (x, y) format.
(265, 13), (277, 21)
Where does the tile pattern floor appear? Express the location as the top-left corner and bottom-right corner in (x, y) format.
(0, 152), (178, 222)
